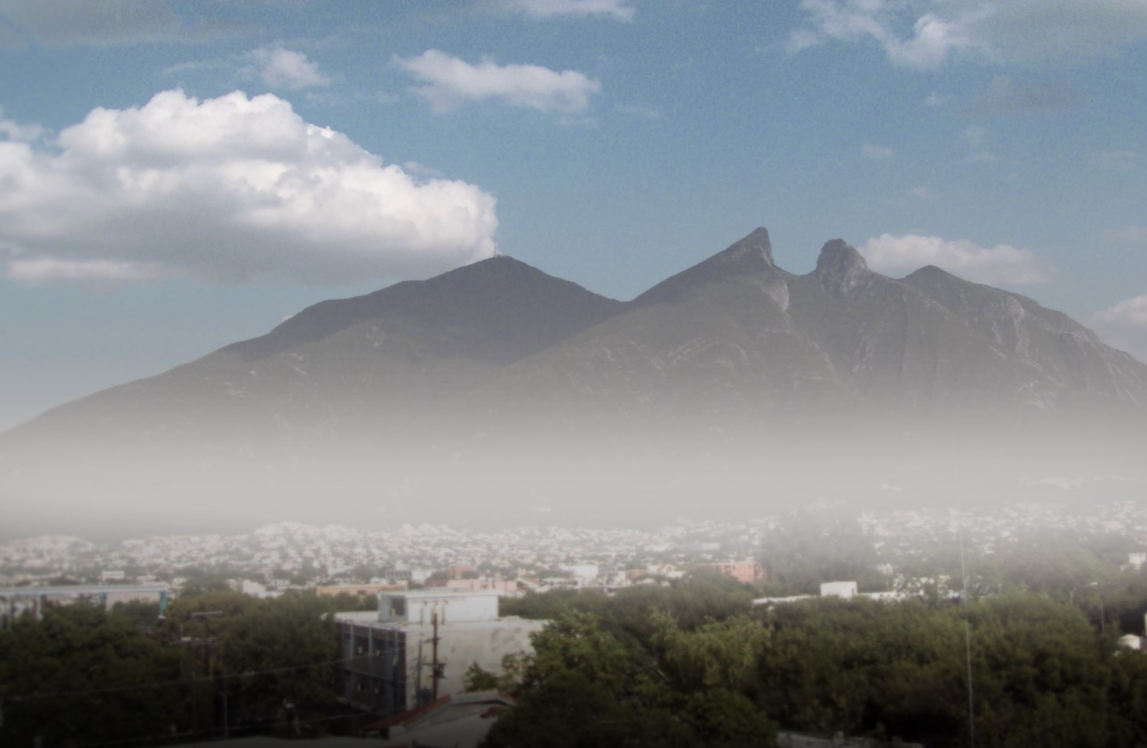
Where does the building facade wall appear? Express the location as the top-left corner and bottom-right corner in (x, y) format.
(339, 620), (408, 716)
(379, 591), (500, 625)
(339, 591), (544, 718)
(400, 619), (545, 710)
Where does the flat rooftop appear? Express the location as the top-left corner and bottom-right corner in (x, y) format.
(334, 613), (545, 632)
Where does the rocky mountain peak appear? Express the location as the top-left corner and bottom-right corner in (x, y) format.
(814, 239), (870, 294)
(635, 227), (776, 306)
(728, 227), (775, 267)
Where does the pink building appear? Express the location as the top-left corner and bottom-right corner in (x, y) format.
(698, 562), (767, 584)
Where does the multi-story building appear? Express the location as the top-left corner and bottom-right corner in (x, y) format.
(697, 561), (767, 584)
(335, 590), (545, 718)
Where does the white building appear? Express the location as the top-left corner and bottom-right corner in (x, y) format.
(820, 581), (858, 599)
(335, 590), (545, 718)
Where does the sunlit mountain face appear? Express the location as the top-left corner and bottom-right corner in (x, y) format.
(2, 229), (1145, 541)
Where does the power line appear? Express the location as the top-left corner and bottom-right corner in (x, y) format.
(5, 654), (356, 702)
(36, 705), (381, 748)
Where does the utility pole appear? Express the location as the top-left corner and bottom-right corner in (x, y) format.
(430, 610), (442, 701)
(186, 611), (225, 738)
(187, 641), (197, 736)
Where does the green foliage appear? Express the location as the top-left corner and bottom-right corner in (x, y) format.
(756, 512), (888, 595)
(0, 603), (185, 747)
(462, 662), (502, 692)
(482, 607), (777, 748)
(754, 593), (1147, 747)
(991, 532), (1112, 595)
(222, 593), (339, 719)
(651, 610), (769, 693)
(0, 589), (342, 746)
(503, 570), (753, 651)
(323, 591), (379, 612)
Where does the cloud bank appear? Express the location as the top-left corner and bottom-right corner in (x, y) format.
(791, 0), (1147, 68)
(0, 0), (196, 46)
(1091, 295), (1147, 363)
(0, 89), (499, 285)
(861, 234), (1052, 285)
(245, 46), (329, 91)
(497, 0), (634, 21)
(395, 50), (601, 113)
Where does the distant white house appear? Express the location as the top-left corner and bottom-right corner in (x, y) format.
(819, 581), (858, 599)
(1118, 634), (1144, 651)
(754, 580), (904, 607)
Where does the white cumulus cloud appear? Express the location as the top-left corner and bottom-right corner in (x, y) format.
(860, 234), (1052, 285)
(395, 50), (601, 113)
(790, 0), (1147, 68)
(245, 46), (330, 90)
(1090, 295), (1147, 362)
(497, 0), (634, 20)
(0, 89), (499, 285)
(0, 107), (42, 142)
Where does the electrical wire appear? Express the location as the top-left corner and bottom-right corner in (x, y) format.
(4, 654), (357, 702)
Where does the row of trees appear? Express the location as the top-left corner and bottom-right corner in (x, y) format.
(483, 570), (1147, 748)
(0, 590), (350, 747)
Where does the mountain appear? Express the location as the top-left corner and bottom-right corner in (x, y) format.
(3, 228), (1146, 537)
(480, 230), (1147, 419)
(6, 255), (624, 445)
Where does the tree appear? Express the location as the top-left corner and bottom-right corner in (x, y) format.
(0, 602), (185, 747)
(482, 606), (777, 748)
(221, 593), (339, 727)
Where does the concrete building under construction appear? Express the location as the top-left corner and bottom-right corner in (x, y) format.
(334, 590), (545, 718)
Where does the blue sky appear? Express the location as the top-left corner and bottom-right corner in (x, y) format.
(1, 0), (1146, 431)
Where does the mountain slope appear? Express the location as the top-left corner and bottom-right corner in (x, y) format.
(3, 227), (1147, 537)
(474, 229), (849, 418)
(480, 231), (1147, 419)
(5, 255), (625, 445)
(901, 265), (1147, 409)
